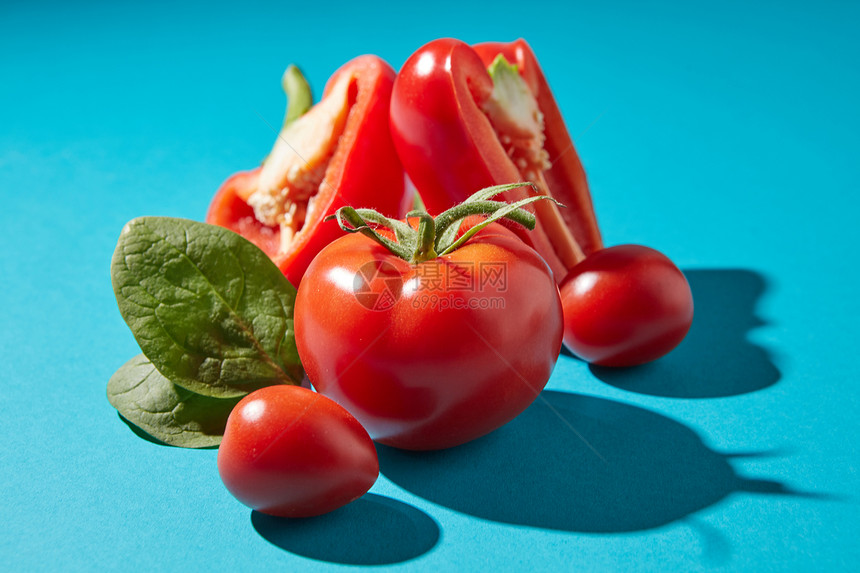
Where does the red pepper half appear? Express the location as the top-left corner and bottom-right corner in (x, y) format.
(207, 55), (410, 286)
(390, 38), (602, 283)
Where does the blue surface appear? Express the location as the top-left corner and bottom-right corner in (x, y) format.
(2, 1), (858, 570)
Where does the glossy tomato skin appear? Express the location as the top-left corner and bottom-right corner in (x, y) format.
(295, 223), (563, 451)
(217, 385), (378, 518)
(559, 245), (693, 367)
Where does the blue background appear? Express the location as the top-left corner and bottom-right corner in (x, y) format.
(2, 0), (858, 570)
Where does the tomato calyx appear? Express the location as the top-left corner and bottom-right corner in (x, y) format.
(327, 182), (562, 263)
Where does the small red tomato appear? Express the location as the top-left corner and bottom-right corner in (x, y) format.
(560, 245), (693, 367)
(217, 385), (379, 518)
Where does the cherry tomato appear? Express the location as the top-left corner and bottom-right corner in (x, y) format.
(217, 385), (378, 518)
(294, 221), (563, 451)
(559, 244), (693, 367)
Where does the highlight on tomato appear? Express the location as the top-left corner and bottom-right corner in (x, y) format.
(217, 385), (379, 518)
(294, 184), (564, 450)
(207, 57), (411, 286)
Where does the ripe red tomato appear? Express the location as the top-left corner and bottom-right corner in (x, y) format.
(295, 221), (563, 451)
(217, 385), (378, 518)
(559, 244), (693, 367)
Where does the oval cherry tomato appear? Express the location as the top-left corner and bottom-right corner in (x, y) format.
(217, 385), (378, 518)
(559, 245), (693, 367)
(295, 221), (563, 451)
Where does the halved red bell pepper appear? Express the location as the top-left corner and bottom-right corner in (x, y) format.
(207, 55), (410, 286)
(390, 38), (602, 283)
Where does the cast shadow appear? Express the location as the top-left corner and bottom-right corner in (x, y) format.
(252, 493), (439, 565)
(590, 269), (780, 398)
(378, 390), (813, 533)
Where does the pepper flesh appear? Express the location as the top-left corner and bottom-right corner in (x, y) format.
(390, 38), (602, 283)
(207, 55), (410, 286)
(242, 71), (353, 251)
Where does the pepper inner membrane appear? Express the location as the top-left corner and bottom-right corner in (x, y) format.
(238, 73), (358, 255)
(479, 56), (585, 270)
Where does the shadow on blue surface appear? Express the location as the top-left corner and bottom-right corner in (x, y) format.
(379, 391), (808, 533)
(590, 269), (780, 398)
(252, 493), (439, 565)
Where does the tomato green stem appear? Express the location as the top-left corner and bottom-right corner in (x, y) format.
(409, 210), (439, 262)
(328, 182), (563, 263)
(328, 207), (413, 260)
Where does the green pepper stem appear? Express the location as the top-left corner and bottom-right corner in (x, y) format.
(281, 65), (313, 129)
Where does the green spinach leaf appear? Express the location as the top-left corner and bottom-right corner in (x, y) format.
(107, 355), (242, 448)
(111, 216), (303, 398)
